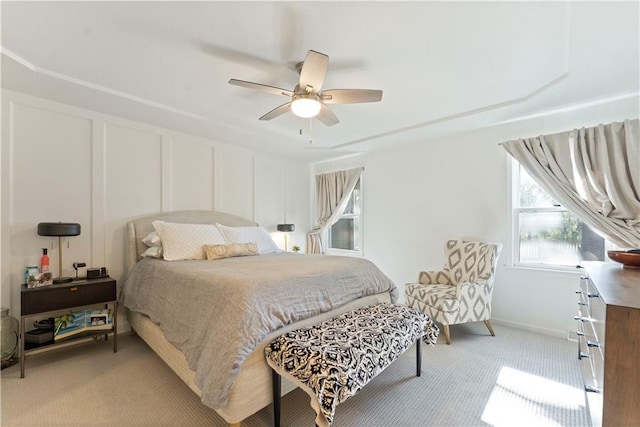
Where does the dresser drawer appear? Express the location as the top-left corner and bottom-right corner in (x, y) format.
(586, 386), (603, 427)
(589, 292), (606, 347)
(578, 275), (591, 315)
(579, 333), (604, 427)
(21, 279), (116, 315)
(580, 335), (604, 383)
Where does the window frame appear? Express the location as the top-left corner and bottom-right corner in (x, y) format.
(325, 176), (363, 257)
(508, 158), (611, 271)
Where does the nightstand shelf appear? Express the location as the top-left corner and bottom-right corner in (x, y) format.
(24, 327), (113, 350)
(19, 277), (118, 378)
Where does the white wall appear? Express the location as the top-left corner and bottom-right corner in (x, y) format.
(3, 87), (636, 339)
(0, 90), (310, 323)
(312, 96), (639, 337)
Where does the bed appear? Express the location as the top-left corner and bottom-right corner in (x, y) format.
(120, 210), (398, 426)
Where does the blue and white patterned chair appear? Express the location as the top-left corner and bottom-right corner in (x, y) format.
(405, 240), (502, 344)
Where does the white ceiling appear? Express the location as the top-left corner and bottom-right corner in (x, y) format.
(2, 1), (638, 161)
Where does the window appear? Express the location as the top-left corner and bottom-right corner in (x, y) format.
(328, 178), (362, 252)
(512, 162), (613, 268)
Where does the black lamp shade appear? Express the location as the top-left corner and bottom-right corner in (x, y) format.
(277, 224), (295, 232)
(37, 222), (81, 237)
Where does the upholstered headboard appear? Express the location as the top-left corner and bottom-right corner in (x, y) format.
(125, 210), (257, 275)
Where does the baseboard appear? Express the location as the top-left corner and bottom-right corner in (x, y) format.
(119, 319), (132, 334)
(491, 317), (568, 339)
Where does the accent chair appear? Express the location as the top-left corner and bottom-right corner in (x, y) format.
(405, 240), (502, 344)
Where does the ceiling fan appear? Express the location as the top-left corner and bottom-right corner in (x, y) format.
(229, 50), (382, 127)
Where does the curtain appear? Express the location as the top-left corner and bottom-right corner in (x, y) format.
(307, 167), (363, 254)
(501, 118), (640, 248)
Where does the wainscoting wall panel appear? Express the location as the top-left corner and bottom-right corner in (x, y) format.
(254, 156), (286, 229)
(9, 102), (93, 296)
(170, 135), (215, 212)
(215, 145), (255, 222)
(0, 90), (310, 322)
(103, 123), (164, 281)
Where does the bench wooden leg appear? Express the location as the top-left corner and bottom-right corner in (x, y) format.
(416, 338), (422, 377)
(272, 369), (281, 427)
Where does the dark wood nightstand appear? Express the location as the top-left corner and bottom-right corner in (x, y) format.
(19, 276), (118, 378)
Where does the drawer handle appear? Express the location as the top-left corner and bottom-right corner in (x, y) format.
(574, 316), (589, 322)
(587, 292), (599, 298)
(69, 287), (78, 292)
(587, 340), (600, 348)
(577, 302), (587, 306)
(580, 275), (588, 280)
(579, 351), (590, 359)
(585, 385), (601, 394)
(575, 290), (583, 295)
(576, 331), (585, 337)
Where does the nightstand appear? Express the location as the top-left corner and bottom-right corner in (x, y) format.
(19, 276), (117, 378)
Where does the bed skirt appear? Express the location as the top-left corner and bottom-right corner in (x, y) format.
(127, 292), (392, 424)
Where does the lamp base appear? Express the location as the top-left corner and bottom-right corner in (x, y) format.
(53, 277), (73, 284)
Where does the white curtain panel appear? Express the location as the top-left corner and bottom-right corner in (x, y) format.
(307, 167), (363, 254)
(502, 118), (640, 248)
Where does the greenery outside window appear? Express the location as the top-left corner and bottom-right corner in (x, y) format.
(512, 162), (614, 268)
(328, 178), (361, 253)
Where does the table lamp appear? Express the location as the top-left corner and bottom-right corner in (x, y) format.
(37, 222), (81, 284)
(277, 223), (295, 251)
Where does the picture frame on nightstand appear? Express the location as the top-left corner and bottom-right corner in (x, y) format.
(27, 272), (53, 288)
(54, 309), (113, 341)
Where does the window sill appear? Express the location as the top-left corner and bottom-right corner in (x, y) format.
(504, 263), (585, 275)
(325, 248), (363, 258)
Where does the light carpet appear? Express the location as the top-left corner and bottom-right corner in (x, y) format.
(1, 322), (590, 426)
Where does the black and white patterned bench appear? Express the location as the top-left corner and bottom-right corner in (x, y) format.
(265, 302), (439, 427)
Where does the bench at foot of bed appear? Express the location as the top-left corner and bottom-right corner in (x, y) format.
(265, 302), (439, 427)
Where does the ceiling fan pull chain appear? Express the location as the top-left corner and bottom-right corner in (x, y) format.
(309, 118), (313, 145)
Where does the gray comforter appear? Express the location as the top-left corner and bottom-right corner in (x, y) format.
(120, 252), (398, 408)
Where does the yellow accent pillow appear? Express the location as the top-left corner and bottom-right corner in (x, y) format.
(203, 243), (259, 260)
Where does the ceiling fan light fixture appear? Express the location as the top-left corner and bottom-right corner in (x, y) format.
(291, 94), (321, 118)
(229, 50), (382, 126)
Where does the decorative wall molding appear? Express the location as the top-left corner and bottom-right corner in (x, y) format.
(1, 48), (216, 123)
(332, 73), (570, 149)
(1, 89), (303, 318)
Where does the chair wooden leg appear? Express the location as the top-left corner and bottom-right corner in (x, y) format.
(442, 325), (451, 345)
(484, 320), (496, 337)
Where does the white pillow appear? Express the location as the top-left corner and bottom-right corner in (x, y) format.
(152, 221), (227, 261)
(216, 224), (282, 254)
(142, 231), (162, 247)
(141, 246), (163, 258)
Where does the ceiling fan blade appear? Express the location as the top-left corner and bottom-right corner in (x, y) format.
(315, 104), (339, 127)
(203, 43), (282, 70)
(321, 89), (383, 104)
(259, 103), (292, 121)
(229, 79), (293, 97)
(299, 50), (329, 93)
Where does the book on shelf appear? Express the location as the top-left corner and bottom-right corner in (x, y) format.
(54, 308), (113, 341)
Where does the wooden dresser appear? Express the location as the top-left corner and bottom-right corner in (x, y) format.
(576, 262), (640, 427)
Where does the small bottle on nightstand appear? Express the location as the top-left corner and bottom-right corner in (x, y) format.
(40, 248), (50, 273)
